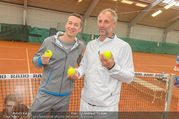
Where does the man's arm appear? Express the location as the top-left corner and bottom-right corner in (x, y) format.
(99, 44), (134, 84)
(32, 40), (47, 69)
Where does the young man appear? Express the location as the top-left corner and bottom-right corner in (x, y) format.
(30, 13), (84, 117)
(68, 8), (134, 113)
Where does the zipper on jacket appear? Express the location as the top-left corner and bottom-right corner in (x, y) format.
(45, 70), (53, 86)
(59, 55), (68, 94)
(59, 45), (80, 94)
(68, 45), (80, 90)
(52, 40), (69, 95)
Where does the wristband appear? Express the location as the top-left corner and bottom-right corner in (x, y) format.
(38, 57), (44, 66)
(108, 62), (115, 70)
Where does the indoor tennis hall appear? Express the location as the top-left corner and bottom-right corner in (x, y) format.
(0, 40), (178, 118)
(0, 0), (179, 119)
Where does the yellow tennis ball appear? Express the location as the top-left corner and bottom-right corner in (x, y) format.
(67, 67), (75, 75)
(44, 50), (53, 57)
(103, 51), (111, 59)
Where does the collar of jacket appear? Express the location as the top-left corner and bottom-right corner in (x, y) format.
(96, 33), (116, 43)
(54, 31), (79, 50)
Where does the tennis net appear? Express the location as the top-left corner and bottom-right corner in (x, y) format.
(0, 72), (175, 113)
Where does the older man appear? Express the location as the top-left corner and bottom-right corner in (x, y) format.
(68, 8), (134, 112)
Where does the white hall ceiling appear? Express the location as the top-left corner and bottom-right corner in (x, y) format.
(0, 0), (179, 31)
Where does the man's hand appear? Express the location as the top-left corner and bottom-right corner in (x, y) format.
(67, 71), (79, 80)
(99, 52), (115, 69)
(41, 55), (51, 64)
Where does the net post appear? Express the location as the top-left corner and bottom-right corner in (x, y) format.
(177, 99), (179, 114)
(162, 74), (175, 119)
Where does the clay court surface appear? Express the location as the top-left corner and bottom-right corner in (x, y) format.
(0, 41), (178, 112)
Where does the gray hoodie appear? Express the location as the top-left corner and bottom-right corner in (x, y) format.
(32, 32), (84, 96)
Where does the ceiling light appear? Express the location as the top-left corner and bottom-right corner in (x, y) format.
(78, 0), (83, 2)
(163, 0), (175, 4)
(135, 3), (147, 7)
(175, 2), (179, 6)
(121, 0), (133, 5)
(151, 10), (162, 17)
(164, 1), (176, 9)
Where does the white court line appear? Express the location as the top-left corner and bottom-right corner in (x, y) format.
(0, 46), (26, 61)
(26, 48), (33, 102)
(26, 48), (30, 74)
(135, 64), (160, 72)
(0, 46), (25, 49)
(0, 58), (26, 61)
